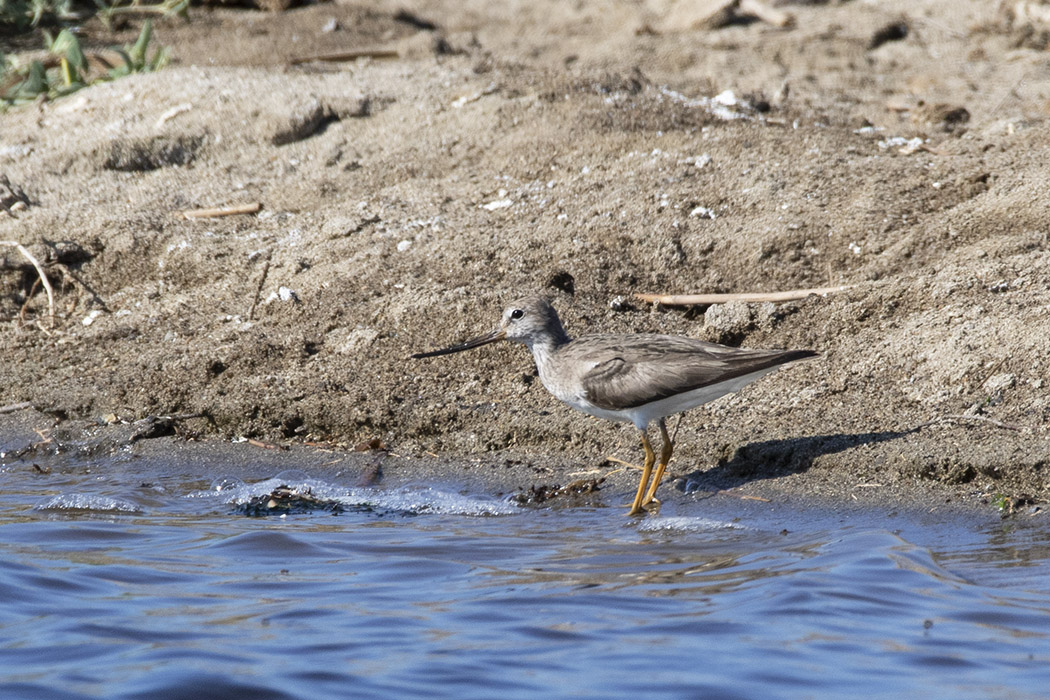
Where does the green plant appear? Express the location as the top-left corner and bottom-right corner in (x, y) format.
(1, 19), (170, 109)
(0, 0), (78, 30)
(48, 27), (89, 87)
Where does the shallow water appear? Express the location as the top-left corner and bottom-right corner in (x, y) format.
(2, 445), (1050, 699)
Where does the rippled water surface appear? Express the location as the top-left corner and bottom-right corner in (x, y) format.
(2, 445), (1050, 699)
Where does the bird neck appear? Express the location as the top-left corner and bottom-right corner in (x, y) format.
(527, 326), (570, 376)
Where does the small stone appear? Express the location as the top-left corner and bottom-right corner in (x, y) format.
(334, 327), (379, 354)
(869, 21), (908, 50)
(704, 301), (754, 338)
(983, 373), (1016, 393)
(481, 199), (513, 211)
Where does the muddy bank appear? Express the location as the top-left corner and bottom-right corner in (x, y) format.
(2, 0), (1049, 507)
(0, 407), (1024, 519)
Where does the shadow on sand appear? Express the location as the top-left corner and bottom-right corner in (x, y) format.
(675, 429), (918, 493)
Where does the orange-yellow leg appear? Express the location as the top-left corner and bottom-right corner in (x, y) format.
(627, 429), (656, 516)
(641, 419), (672, 508)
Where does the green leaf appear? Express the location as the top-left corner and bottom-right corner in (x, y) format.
(128, 19), (153, 66)
(50, 29), (87, 82)
(13, 60), (47, 99)
(149, 45), (170, 72)
(106, 48), (134, 80)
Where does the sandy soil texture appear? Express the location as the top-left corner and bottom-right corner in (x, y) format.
(2, 0), (1049, 509)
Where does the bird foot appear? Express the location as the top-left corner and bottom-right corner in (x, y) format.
(626, 498), (660, 516)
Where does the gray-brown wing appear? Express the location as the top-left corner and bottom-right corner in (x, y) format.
(578, 335), (816, 411)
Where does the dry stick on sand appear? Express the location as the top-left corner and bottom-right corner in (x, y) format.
(635, 285), (854, 306)
(1, 240), (54, 327)
(289, 48), (400, 65)
(247, 252), (272, 321)
(19, 276), (41, 322)
(181, 202), (262, 220)
(51, 262), (109, 312)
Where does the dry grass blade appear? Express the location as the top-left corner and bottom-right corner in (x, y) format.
(1, 240), (54, 327)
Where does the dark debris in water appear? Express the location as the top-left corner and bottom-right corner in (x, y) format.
(995, 493), (1042, 519)
(353, 437), (387, 452)
(509, 477), (604, 506)
(237, 484), (357, 517)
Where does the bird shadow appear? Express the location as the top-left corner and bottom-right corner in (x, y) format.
(673, 428), (918, 494)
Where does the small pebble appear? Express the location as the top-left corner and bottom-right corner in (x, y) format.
(481, 199), (513, 211)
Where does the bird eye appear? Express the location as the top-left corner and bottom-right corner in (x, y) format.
(510, 309), (524, 320)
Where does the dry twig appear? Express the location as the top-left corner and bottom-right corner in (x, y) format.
(181, 202), (262, 220)
(1, 240), (54, 327)
(290, 48), (399, 65)
(50, 262), (109, 312)
(19, 276), (41, 322)
(604, 455), (641, 470)
(635, 285), (854, 306)
(248, 438), (284, 450)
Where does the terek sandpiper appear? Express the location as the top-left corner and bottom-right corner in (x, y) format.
(413, 296), (817, 515)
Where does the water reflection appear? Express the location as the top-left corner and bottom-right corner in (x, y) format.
(936, 518), (1050, 592)
(482, 531), (800, 599)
